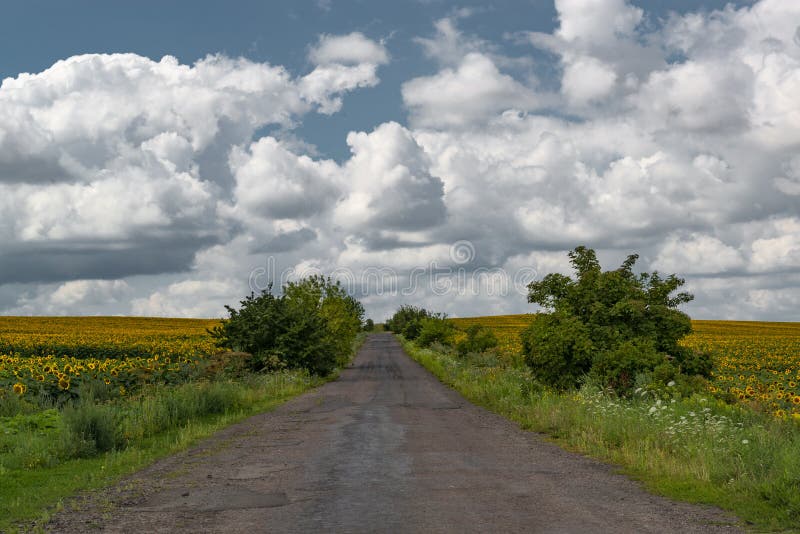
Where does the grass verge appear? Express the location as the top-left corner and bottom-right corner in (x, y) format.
(0, 371), (323, 532)
(400, 337), (800, 532)
(0, 332), (369, 532)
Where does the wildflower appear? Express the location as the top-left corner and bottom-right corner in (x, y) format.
(741, 439), (749, 445)
(667, 381), (676, 387)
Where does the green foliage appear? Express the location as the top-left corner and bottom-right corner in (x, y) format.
(0, 392), (37, 417)
(0, 371), (320, 530)
(209, 275), (364, 375)
(385, 305), (431, 340)
(364, 318), (375, 331)
(590, 338), (664, 392)
(416, 315), (456, 348)
(523, 246), (710, 393)
(62, 402), (122, 457)
(0, 409), (60, 436)
(386, 306), (457, 347)
(456, 324), (499, 356)
(521, 312), (593, 390)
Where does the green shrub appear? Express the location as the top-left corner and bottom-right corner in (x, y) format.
(402, 318), (425, 340)
(589, 338), (664, 393)
(674, 346), (713, 377)
(62, 402), (122, 456)
(209, 276), (364, 376)
(456, 324), (499, 356)
(521, 312), (593, 390)
(385, 305), (430, 339)
(523, 246), (709, 394)
(416, 315), (456, 348)
(0, 391), (35, 417)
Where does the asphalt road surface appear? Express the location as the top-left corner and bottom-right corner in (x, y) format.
(48, 333), (741, 533)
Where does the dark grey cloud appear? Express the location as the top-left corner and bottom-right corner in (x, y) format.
(0, 235), (216, 285)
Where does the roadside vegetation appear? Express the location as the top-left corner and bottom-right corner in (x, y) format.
(389, 246), (800, 531)
(0, 275), (365, 531)
(209, 275), (365, 376)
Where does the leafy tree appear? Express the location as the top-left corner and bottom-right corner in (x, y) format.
(210, 276), (364, 376)
(385, 305), (431, 340)
(456, 324), (499, 356)
(416, 314), (456, 348)
(285, 275), (364, 368)
(522, 246), (710, 393)
(208, 287), (285, 357)
(521, 312), (593, 389)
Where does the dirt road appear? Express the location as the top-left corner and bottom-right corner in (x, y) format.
(47, 333), (741, 533)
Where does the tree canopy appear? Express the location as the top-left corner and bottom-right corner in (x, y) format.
(210, 275), (364, 376)
(522, 246), (710, 393)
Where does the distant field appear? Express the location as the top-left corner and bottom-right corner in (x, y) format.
(450, 315), (800, 418)
(449, 314), (532, 360)
(0, 316), (222, 402)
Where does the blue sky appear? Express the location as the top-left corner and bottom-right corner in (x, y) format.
(0, 0), (798, 321)
(1, 0), (750, 160)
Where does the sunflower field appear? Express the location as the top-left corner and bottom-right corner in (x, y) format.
(0, 317), (221, 404)
(449, 314), (531, 360)
(450, 315), (800, 419)
(683, 320), (800, 419)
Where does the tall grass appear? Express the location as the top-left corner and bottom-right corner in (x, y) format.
(0, 372), (315, 472)
(402, 338), (800, 531)
(0, 371), (320, 531)
(0, 332), (367, 531)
